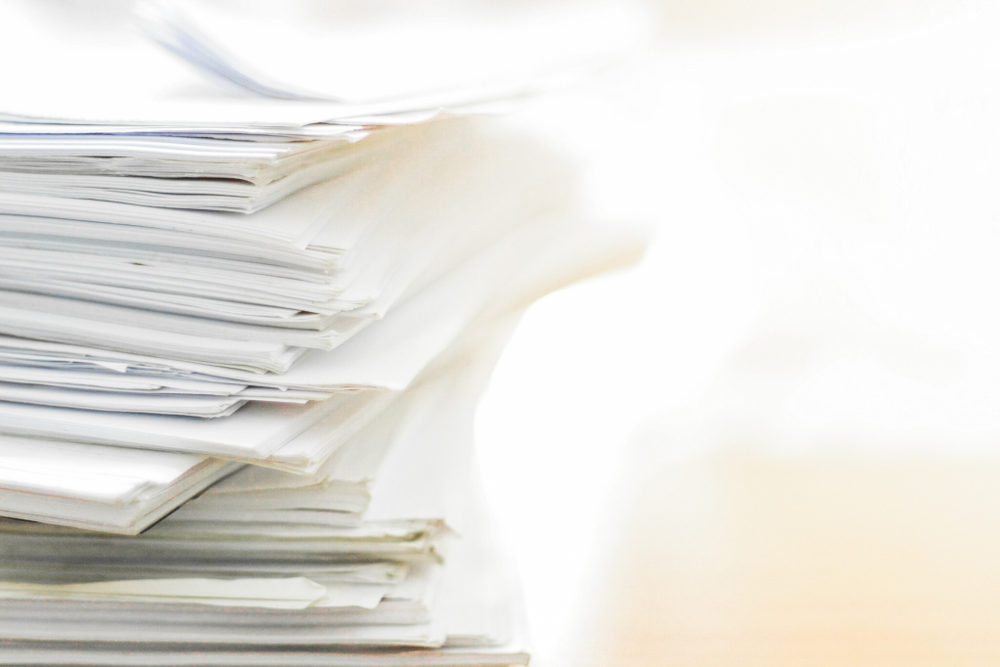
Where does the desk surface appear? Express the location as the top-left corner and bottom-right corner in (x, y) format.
(567, 450), (1000, 666)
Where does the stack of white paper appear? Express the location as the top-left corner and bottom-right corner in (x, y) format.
(0, 2), (646, 664)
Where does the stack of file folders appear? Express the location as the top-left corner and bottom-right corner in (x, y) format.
(0, 4), (645, 666)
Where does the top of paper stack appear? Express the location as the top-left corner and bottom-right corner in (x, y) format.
(0, 0), (644, 128)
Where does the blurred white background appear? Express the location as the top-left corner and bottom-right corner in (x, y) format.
(475, 1), (1000, 663)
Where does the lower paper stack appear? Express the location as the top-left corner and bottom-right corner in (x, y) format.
(0, 318), (531, 665)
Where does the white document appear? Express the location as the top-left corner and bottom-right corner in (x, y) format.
(0, 437), (239, 534)
(0, 0), (649, 129)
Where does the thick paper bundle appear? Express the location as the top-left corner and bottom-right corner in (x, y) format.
(0, 1), (646, 664)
